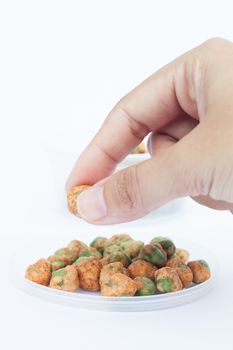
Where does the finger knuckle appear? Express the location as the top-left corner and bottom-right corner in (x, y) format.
(116, 104), (149, 140)
(113, 166), (143, 211)
(201, 37), (229, 52)
(168, 145), (212, 198)
(208, 165), (233, 202)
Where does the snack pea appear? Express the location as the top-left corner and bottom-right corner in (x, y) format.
(140, 243), (167, 267)
(150, 237), (176, 257)
(134, 277), (156, 296)
(120, 240), (144, 258)
(90, 237), (107, 254)
(54, 247), (78, 263)
(154, 267), (183, 293)
(79, 247), (102, 258)
(187, 260), (211, 283)
(107, 251), (132, 267)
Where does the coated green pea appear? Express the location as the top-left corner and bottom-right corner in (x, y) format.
(159, 277), (172, 292)
(74, 256), (90, 264)
(198, 259), (210, 271)
(52, 268), (67, 278)
(54, 248), (78, 263)
(79, 248), (102, 258)
(105, 234), (133, 247)
(140, 243), (167, 267)
(154, 267), (183, 293)
(90, 237), (108, 254)
(103, 245), (122, 257)
(51, 260), (67, 271)
(67, 240), (88, 255)
(187, 260), (211, 283)
(134, 277), (156, 296)
(120, 240), (144, 258)
(150, 237), (176, 257)
(107, 251), (132, 267)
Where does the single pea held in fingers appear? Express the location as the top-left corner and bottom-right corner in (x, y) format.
(130, 143), (147, 154)
(120, 240), (144, 258)
(67, 185), (91, 216)
(187, 260), (211, 284)
(154, 267), (183, 293)
(90, 237), (108, 254)
(134, 277), (156, 296)
(150, 237), (176, 257)
(140, 243), (167, 267)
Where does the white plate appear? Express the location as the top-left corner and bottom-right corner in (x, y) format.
(11, 228), (217, 312)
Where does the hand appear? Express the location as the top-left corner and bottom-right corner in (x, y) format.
(66, 38), (233, 224)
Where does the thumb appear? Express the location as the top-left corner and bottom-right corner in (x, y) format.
(76, 140), (198, 225)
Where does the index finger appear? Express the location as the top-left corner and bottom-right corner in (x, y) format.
(66, 51), (196, 190)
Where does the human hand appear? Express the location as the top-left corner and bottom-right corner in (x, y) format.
(66, 38), (233, 224)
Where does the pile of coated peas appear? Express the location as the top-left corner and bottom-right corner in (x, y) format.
(25, 234), (211, 297)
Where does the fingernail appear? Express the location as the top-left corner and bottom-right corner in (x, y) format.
(147, 136), (153, 156)
(77, 185), (107, 221)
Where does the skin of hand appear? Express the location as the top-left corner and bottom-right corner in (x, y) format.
(66, 38), (233, 224)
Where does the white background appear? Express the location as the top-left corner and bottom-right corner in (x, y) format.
(0, 1), (233, 349)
